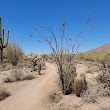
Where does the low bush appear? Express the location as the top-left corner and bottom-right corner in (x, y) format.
(97, 61), (110, 91)
(49, 91), (62, 103)
(4, 42), (24, 66)
(4, 70), (35, 83)
(82, 61), (110, 103)
(23, 74), (35, 80)
(0, 86), (10, 101)
(81, 88), (98, 103)
(75, 53), (110, 62)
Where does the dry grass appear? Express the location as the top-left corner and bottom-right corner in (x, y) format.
(4, 70), (35, 83)
(86, 66), (100, 74)
(81, 84), (110, 103)
(5, 42), (24, 66)
(49, 91), (62, 103)
(0, 86), (10, 101)
(81, 87), (98, 103)
(0, 63), (12, 71)
(81, 60), (110, 103)
(96, 61), (110, 95)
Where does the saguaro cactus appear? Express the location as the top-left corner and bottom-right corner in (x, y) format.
(0, 17), (9, 64)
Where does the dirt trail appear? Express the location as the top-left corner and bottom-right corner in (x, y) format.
(0, 63), (57, 110)
(1, 62), (109, 110)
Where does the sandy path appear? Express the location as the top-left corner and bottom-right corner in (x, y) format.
(0, 63), (57, 110)
(1, 62), (109, 110)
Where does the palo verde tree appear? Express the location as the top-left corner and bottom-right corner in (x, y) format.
(0, 17), (9, 64)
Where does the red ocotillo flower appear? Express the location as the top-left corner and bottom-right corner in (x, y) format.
(62, 22), (65, 27)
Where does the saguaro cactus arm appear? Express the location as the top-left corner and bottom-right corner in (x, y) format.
(3, 30), (9, 48)
(0, 38), (2, 47)
(2, 29), (4, 46)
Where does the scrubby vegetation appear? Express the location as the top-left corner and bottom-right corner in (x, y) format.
(96, 61), (110, 96)
(75, 52), (110, 62)
(0, 86), (10, 101)
(4, 70), (35, 83)
(3, 42), (24, 66)
(81, 60), (110, 103)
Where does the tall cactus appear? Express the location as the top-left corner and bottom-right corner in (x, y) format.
(0, 17), (9, 64)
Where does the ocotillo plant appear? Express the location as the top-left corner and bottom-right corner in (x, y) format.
(34, 14), (94, 95)
(0, 17), (9, 64)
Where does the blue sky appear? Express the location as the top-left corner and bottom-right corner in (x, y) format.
(0, 0), (110, 54)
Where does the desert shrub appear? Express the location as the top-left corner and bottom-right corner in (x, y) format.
(23, 74), (35, 80)
(12, 70), (24, 81)
(75, 53), (110, 62)
(97, 84), (110, 96)
(0, 63), (12, 71)
(81, 85), (100, 103)
(4, 42), (24, 66)
(4, 70), (35, 83)
(16, 60), (32, 69)
(97, 61), (110, 90)
(0, 86), (10, 101)
(81, 60), (110, 103)
(84, 53), (97, 62)
(97, 55), (107, 61)
(49, 91), (62, 103)
(4, 70), (23, 82)
(100, 107), (110, 110)
(81, 88), (98, 103)
(95, 61), (110, 97)
(75, 53), (99, 62)
(75, 53), (85, 60)
(82, 83), (110, 103)
(41, 54), (49, 60)
(97, 53), (110, 62)
(86, 65), (100, 74)
(82, 60), (110, 103)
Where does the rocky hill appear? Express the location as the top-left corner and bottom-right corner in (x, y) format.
(86, 44), (110, 55)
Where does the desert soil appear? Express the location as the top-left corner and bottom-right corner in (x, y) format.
(0, 62), (110, 110)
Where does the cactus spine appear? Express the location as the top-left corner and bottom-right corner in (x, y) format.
(0, 17), (9, 64)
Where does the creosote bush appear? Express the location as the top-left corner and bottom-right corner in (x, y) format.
(96, 61), (110, 96)
(81, 88), (98, 103)
(82, 60), (110, 103)
(75, 52), (110, 62)
(81, 83), (110, 103)
(0, 86), (10, 101)
(4, 42), (24, 66)
(4, 70), (35, 83)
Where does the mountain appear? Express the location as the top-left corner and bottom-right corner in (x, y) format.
(86, 44), (110, 55)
